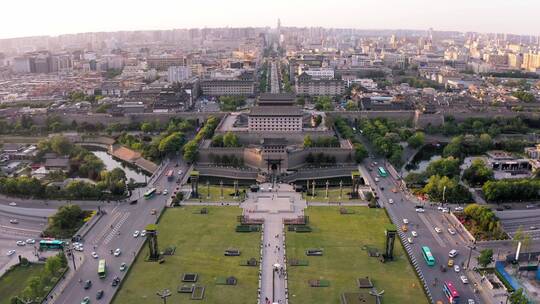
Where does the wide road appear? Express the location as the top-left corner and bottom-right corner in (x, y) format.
(361, 159), (482, 304)
(52, 157), (190, 304)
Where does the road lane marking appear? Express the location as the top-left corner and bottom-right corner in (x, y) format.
(417, 213), (447, 248)
(0, 225), (41, 233)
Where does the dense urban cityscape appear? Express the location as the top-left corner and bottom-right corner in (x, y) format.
(1, 3), (540, 304)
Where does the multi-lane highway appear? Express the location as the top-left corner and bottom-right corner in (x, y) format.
(360, 159), (482, 304)
(51, 158), (190, 304)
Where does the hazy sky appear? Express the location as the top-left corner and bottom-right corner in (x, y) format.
(1, 0), (539, 39)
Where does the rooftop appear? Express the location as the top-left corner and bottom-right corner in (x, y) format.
(249, 105), (302, 116)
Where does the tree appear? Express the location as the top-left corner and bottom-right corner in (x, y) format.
(158, 132), (185, 154)
(344, 100), (358, 111)
(223, 132), (239, 147)
(407, 132), (425, 148)
(425, 156), (461, 178)
(354, 143), (368, 163)
(182, 140), (199, 162)
(44, 204), (86, 238)
(509, 288), (529, 304)
(211, 134), (224, 147)
(314, 96), (334, 111)
(512, 91), (536, 103)
(303, 135), (314, 148)
(423, 175), (471, 203)
(49, 136), (73, 156)
(140, 122), (154, 133)
(462, 159), (494, 186)
(477, 249), (493, 268)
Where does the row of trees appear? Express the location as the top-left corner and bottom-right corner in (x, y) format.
(183, 116), (220, 162)
(512, 90), (536, 103)
(10, 253), (68, 303)
(426, 116), (531, 137)
(303, 135), (339, 148)
(483, 178), (540, 202)
(0, 168), (128, 200)
(461, 204), (507, 240)
(358, 118), (408, 166)
(211, 132), (240, 147)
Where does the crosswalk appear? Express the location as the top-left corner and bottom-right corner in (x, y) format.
(92, 211), (130, 246)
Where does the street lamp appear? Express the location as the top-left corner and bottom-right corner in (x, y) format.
(156, 289), (171, 304)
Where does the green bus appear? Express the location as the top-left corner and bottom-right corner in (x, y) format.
(98, 259), (106, 278)
(144, 187), (157, 199)
(377, 167), (388, 177)
(39, 239), (64, 250)
(421, 246), (435, 266)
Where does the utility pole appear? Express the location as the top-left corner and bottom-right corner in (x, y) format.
(156, 289), (171, 304)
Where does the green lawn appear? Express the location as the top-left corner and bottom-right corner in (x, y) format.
(114, 206), (259, 304)
(286, 207), (427, 304)
(303, 188), (364, 202)
(0, 263), (45, 304)
(190, 185), (246, 202)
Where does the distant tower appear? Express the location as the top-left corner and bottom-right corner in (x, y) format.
(277, 18), (281, 32)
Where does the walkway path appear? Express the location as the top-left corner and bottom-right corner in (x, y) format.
(241, 183), (306, 304)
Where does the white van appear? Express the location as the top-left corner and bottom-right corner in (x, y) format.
(449, 249), (458, 258)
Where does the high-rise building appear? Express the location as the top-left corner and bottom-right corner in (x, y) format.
(167, 66), (192, 83)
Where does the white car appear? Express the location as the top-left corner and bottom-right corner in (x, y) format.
(9, 219), (18, 224)
(141, 230), (146, 237)
(454, 265), (460, 272)
(434, 227), (442, 233)
(25, 239), (35, 244)
(415, 208), (425, 213)
(411, 231), (418, 237)
(437, 206), (443, 211)
(120, 262), (127, 271)
(448, 228), (456, 235)
(460, 275), (469, 284)
(454, 207), (464, 212)
(374, 177), (380, 182)
(388, 199), (394, 204)
(403, 218), (409, 224)
(178, 170), (183, 175)
(74, 244), (84, 251)
(163, 189), (168, 195)
(442, 208), (450, 213)
(9, 202), (17, 206)
(16, 241), (26, 246)
(133, 230), (140, 238)
(407, 237), (414, 244)
(114, 248), (121, 256)
(7, 250), (15, 256)
(91, 252), (99, 259)
(449, 249), (459, 258)
(468, 299), (475, 304)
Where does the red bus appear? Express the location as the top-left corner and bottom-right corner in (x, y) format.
(443, 281), (460, 304)
(166, 169), (174, 181)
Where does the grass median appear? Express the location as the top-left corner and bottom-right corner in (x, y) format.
(114, 206), (259, 304)
(286, 206), (427, 304)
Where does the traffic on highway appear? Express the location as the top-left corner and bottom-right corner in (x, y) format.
(361, 158), (482, 304)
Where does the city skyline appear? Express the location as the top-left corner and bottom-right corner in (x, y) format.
(1, 0), (539, 39)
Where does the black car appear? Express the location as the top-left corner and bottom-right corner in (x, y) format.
(129, 199), (138, 205)
(112, 277), (120, 287)
(83, 280), (92, 289)
(96, 290), (104, 299)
